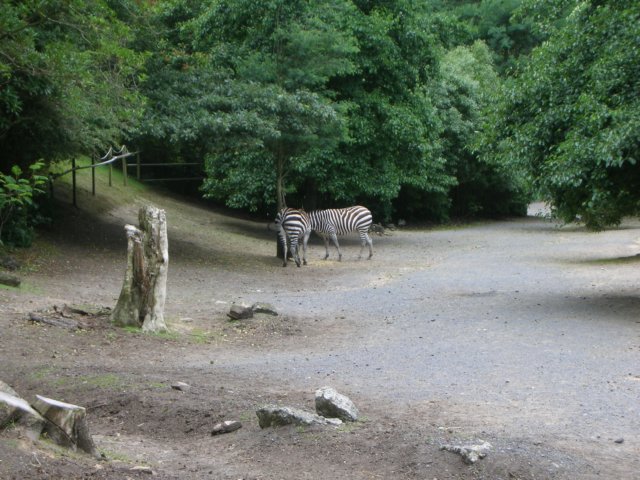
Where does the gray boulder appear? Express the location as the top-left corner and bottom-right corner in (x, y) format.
(315, 386), (359, 422)
(256, 405), (342, 428)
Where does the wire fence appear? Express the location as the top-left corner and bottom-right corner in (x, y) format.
(50, 147), (203, 207)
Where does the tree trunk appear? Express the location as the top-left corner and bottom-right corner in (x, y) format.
(33, 395), (99, 459)
(111, 206), (168, 332)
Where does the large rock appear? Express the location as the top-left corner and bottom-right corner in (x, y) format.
(315, 386), (359, 422)
(256, 405), (342, 428)
(0, 391), (46, 441)
(32, 395), (100, 458)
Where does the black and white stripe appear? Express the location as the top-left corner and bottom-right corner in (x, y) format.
(275, 207), (311, 267)
(307, 206), (373, 261)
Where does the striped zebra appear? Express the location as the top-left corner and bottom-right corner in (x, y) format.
(305, 206), (373, 261)
(275, 207), (311, 267)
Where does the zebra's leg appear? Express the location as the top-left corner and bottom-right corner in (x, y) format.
(321, 234), (330, 260)
(280, 231), (289, 267)
(357, 231), (374, 260)
(291, 238), (302, 267)
(365, 232), (373, 259)
(301, 230), (310, 265)
(329, 233), (342, 261)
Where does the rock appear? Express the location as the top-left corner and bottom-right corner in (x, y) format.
(228, 304), (253, 320)
(251, 302), (278, 316)
(315, 386), (359, 422)
(211, 420), (242, 435)
(256, 405), (342, 429)
(0, 391), (46, 441)
(32, 395), (100, 458)
(441, 440), (492, 464)
(171, 382), (191, 392)
(614, 438), (624, 444)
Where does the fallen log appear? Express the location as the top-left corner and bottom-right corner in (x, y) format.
(28, 312), (79, 329)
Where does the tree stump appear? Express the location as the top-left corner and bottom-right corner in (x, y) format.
(32, 396), (99, 458)
(111, 206), (168, 333)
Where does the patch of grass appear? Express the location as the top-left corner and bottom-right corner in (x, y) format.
(30, 367), (56, 380)
(81, 373), (123, 389)
(336, 417), (367, 433)
(100, 449), (135, 463)
(238, 411), (255, 423)
(121, 325), (140, 334)
(151, 329), (180, 341)
(147, 381), (168, 389)
(189, 328), (213, 344)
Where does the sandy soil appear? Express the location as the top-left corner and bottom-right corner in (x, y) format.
(1, 184), (639, 480)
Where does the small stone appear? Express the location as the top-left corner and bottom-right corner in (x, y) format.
(211, 420), (242, 435)
(228, 305), (253, 320)
(171, 382), (191, 392)
(441, 441), (492, 464)
(251, 302), (278, 316)
(614, 438), (624, 444)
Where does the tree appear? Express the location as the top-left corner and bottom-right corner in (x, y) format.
(0, 0), (145, 172)
(483, 0), (640, 229)
(435, 41), (526, 218)
(131, 0), (356, 213)
(0, 161), (47, 246)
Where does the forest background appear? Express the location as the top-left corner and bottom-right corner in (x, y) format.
(1, 0), (638, 247)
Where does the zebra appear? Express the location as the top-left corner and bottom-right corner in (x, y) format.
(304, 206), (373, 261)
(275, 207), (311, 267)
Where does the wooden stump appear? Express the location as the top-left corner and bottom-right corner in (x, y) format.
(33, 396), (99, 458)
(111, 206), (168, 333)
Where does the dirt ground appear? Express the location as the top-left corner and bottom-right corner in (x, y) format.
(0, 182), (639, 479)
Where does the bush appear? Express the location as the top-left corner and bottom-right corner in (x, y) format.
(0, 162), (48, 247)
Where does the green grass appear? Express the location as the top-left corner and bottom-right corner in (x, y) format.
(81, 373), (123, 389)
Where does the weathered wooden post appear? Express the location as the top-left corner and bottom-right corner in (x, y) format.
(111, 206), (168, 332)
(122, 156), (128, 186)
(72, 157), (77, 207)
(91, 158), (96, 196)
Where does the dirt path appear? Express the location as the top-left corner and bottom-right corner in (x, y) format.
(1, 193), (639, 479)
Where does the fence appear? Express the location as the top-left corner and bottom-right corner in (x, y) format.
(50, 146), (203, 207)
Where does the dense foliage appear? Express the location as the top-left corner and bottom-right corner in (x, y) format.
(1, 0), (638, 234)
(485, 0), (640, 229)
(0, 0), (145, 171)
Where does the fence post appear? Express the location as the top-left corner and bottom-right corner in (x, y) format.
(91, 157), (96, 196)
(122, 156), (128, 186)
(136, 153), (141, 180)
(109, 163), (112, 186)
(72, 158), (77, 207)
